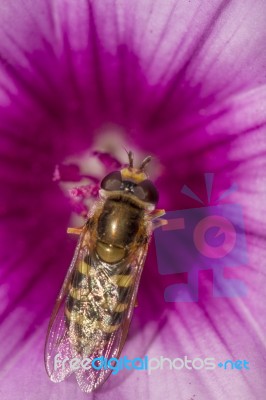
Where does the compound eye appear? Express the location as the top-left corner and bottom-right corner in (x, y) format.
(134, 180), (159, 204)
(101, 171), (122, 191)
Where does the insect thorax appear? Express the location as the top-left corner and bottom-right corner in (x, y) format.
(95, 198), (144, 264)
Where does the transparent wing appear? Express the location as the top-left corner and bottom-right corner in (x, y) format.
(74, 238), (150, 393)
(45, 217), (151, 393)
(44, 226), (89, 382)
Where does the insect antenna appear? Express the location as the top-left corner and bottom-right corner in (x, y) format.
(139, 155), (152, 171)
(125, 150), (134, 169)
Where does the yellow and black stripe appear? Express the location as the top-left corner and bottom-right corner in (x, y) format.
(64, 255), (92, 330)
(103, 268), (134, 334)
(65, 255), (135, 341)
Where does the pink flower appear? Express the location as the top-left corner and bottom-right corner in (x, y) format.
(0, 1), (265, 399)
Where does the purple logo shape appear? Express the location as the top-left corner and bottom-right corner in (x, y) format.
(154, 174), (248, 302)
(193, 215), (237, 258)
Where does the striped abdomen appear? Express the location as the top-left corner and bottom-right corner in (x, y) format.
(64, 253), (134, 353)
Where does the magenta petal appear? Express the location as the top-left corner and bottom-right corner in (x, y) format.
(0, 1), (266, 399)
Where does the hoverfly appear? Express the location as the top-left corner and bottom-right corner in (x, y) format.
(45, 151), (166, 392)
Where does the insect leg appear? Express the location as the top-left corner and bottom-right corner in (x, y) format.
(150, 209), (165, 220)
(67, 227), (83, 235)
(152, 218), (168, 231)
(67, 219), (92, 235)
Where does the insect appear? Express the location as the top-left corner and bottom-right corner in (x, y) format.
(44, 151), (166, 392)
